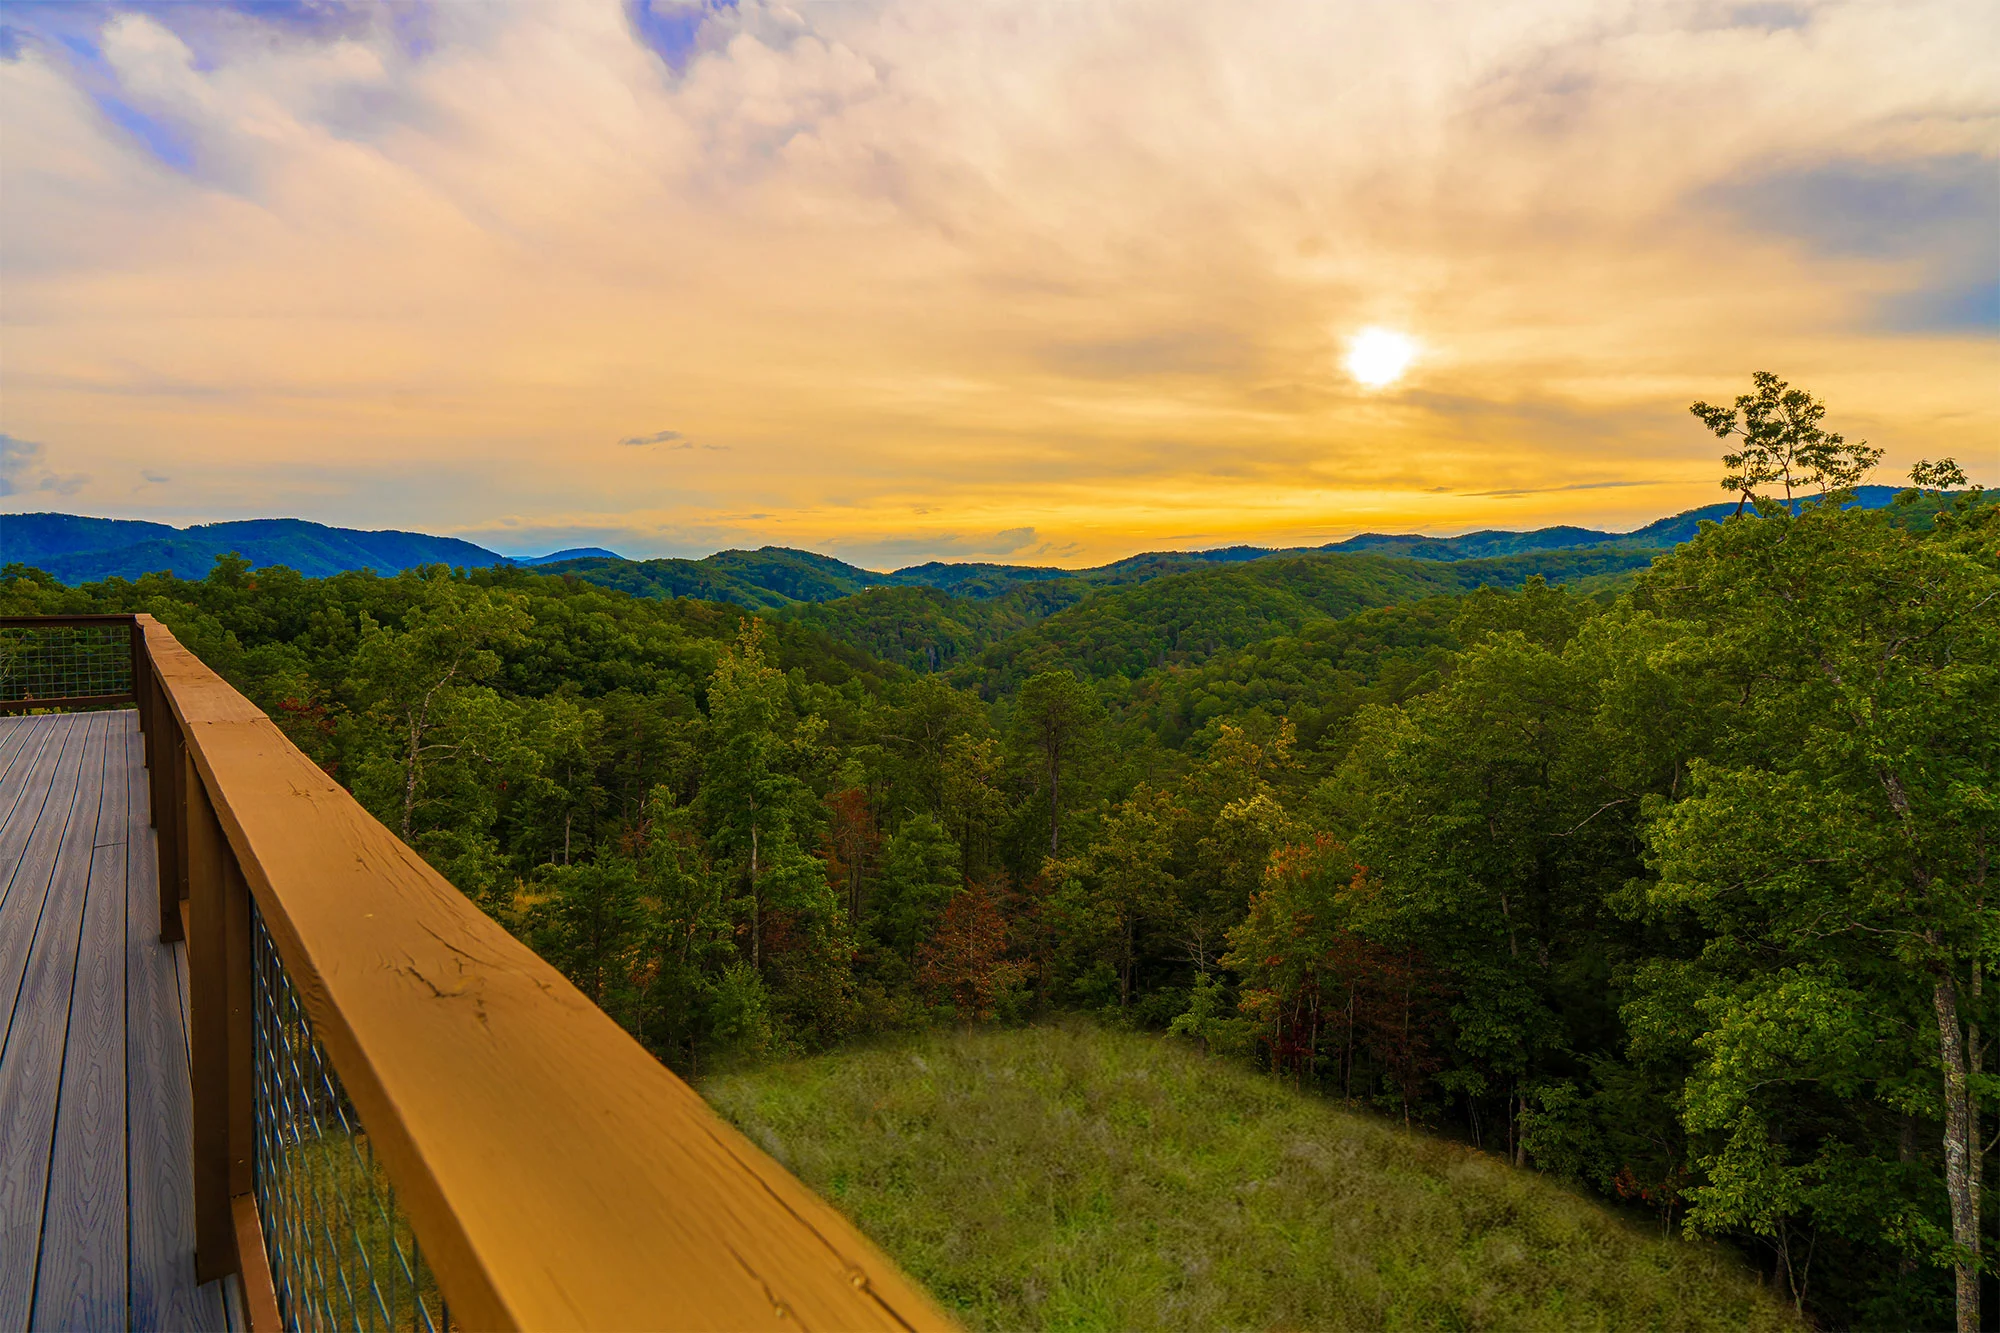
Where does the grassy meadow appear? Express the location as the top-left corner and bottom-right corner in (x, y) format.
(702, 1023), (1796, 1332)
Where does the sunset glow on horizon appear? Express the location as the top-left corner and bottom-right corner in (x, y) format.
(1, 1), (1994, 569)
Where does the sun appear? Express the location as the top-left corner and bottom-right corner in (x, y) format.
(1344, 327), (1419, 389)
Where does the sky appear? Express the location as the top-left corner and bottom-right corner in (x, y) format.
(1, 0), (1995, 568)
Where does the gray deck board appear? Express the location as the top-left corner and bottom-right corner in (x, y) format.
(32, 716), (129, 1330)
(0, 717), (79, 959)
(0, 719), (39, 799)
(0, 712), (229, 1332)
(0, 710), (107, 1330)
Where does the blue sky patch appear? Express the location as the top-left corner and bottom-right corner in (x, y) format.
(1708, 154), (1999, 334)
(627, 0), (734, 73)
(94, 94), (197, 173)
(1880, 278), (2000, 334)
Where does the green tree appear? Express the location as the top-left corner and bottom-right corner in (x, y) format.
(344, 570), (529, 840)
(875, 814), (962, 963)
(1168, 970), (1251, 1057)
(698, 622), (826, 970)
(884, 674), (986, 818)
(637, 788), (736, 1075)
(524, 858), (648, 1032)
(1014, 669), (1105, 856)
(1691, 370), (1883, 514)
(1178, 721), (1302, 970)
(1631, 494), (2000, 1325)
(1335, 621), (1632, 1157)
(941, 734), (1009, 880)
(1910, 457), (1969, 493)
(1049, 784), (1181, 1009)
(516, 695), (604, 866)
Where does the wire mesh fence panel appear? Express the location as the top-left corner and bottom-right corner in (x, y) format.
(0, 622), (132, 705)
(251, 903), (450, 1333)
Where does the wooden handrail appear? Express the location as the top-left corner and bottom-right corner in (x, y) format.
(129, 615), (950, 1331)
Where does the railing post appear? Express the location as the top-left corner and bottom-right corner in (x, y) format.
(186, 752), (242, 1284)
(140, 662), (157, 771)
(129, 617), (147, 736)
(156, 717), (185, 943)
(225, 851), (256, 1203)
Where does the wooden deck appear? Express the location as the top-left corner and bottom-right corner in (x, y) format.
(0, 710), (235, 1332)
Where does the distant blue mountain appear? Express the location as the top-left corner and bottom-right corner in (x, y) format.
(510, 547), (624, 565)
(0, 513), (504, 582)
(0, 484), (1931, 595)
(1256, 487), (1909, 564)
(0, 513), (179, 560)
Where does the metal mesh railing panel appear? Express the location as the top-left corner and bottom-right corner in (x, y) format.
(0, 623), (131, 704)
(251, 902), (449, 1333)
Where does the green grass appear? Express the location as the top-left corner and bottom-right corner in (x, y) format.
(702, 1023), (1796, 1332)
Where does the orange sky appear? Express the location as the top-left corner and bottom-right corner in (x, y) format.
(2, 0), (1995, 567)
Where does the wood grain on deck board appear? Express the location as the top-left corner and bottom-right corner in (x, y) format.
(0, 720), (61, 875)
(0, 715), (44, 799)
(0, 717), (78, 939)
(0, 710), (225, 1332)
(32, 714), (131, 1331)
(0, 713), (98, 1058)
(0, 710), (107, 1329)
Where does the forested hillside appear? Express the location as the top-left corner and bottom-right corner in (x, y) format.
(8, 485), (1917, 608)
(3, 383), (1992, 1329)
(0, 513), (508, 580)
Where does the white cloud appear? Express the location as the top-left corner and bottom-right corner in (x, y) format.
(0, 435), (89, 498)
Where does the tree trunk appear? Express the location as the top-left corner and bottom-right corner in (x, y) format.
(1344, 986), (1355, 1102)
(1048, 739), (1061, 856)
(401, 716), (422, 839)
(1972, 964), (1984, 1329)
(750, 821), (761, 971)
(1401, 979), (1413, 1127)
(1120, 915), (1133, 1008)
(1936, 971), (1981, 1333)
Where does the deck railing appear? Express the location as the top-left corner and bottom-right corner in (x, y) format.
(0, 614), (141, 712)
(13, 614), (947, 1331)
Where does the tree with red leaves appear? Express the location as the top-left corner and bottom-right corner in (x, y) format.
(822, 787), (881, 922)
(915, 881), (1026, 1023)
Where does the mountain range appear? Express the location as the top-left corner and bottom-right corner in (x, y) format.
(0, 486), (1917, 605)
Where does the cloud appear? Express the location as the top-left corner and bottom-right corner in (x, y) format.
(1, 0), (1994, 562)
(1713, 154), (1997, 261)
(1042, 329), (1251, 379)
(1722, 4), (1811, 31)
(1467, 480), (1664, 499)
(0, 434), (89, 498)
(1881, 280), (1999, 334)
(831, 526), (1044, 565)
(1707, 153), (2000, 333)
